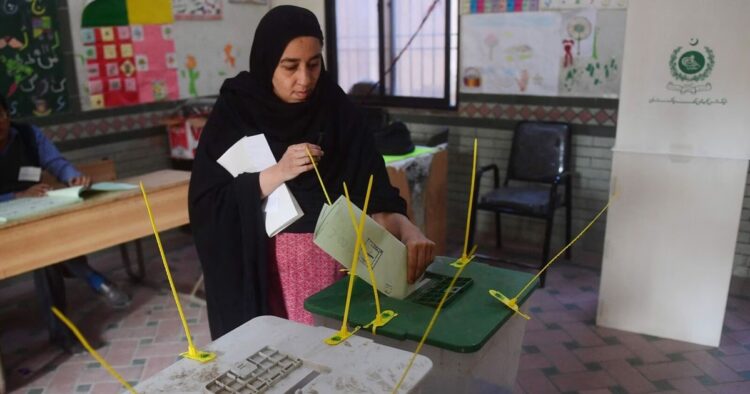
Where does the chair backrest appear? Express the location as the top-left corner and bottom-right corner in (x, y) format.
(506, 121), (571, 184)
(41, 158), (117, 188)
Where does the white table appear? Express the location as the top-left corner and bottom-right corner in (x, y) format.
(134, 316), (432, 393)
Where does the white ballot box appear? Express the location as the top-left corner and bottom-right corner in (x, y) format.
(134, 316), (432, 393)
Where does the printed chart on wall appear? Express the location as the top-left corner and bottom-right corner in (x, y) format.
(0, 0), (69, 117)
(459, 1), (626, 98)
(68, 0), (263, 110)
(77, 0), (179, 110)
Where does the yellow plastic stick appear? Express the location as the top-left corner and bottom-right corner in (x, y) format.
(324, 176), (373, 345)
(488, 290), (530, 320)
(51, 307), (137, 394)
(392, 257), (473, 393)
(140, 183), (215, 363)
(462, 138), (478, 259)
(450, 244), (478, 269)
(306, 146), (332, 205)
(490, 199), (613, 318)
(515, 198), (612, 300)
(343, 181), (397, 334)
(393, 139), (480, 393)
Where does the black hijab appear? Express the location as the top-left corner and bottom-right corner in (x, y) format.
(189, 5), (405, 339)
(240, 5), (330, 144)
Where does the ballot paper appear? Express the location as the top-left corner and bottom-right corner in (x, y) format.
(313, 195), (418, 300)
(217, 134), (303, 237)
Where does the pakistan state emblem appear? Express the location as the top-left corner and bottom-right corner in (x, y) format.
(667, 39), (715, 94)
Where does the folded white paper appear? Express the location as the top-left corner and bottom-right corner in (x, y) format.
(217, 134), (303, 237)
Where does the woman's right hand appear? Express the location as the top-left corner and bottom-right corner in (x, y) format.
(15, 183), (51, 198)
(275, 143), (323, 181)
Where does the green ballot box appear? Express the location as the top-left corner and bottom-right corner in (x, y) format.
(304, 256), (538, 392)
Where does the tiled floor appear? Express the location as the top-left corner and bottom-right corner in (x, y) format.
(1, 231), (749, 394)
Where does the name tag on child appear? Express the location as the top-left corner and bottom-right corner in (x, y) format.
(18, 166), (41, 182)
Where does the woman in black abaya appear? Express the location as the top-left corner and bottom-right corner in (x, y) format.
(189, 5), (435, 339)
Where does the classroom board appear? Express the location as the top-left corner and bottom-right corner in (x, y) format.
(459, 3), (626, 98)
(67, 0), (268, 111)
(0, 0), (70, 117)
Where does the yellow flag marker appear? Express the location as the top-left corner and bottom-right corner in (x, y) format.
(393, 139), (480, 393)
(140, 182), (215, 363)
(306, 145), (332, 205)
(343, 180), (397, 334)
(51, 307), (138, 394)
(451, 138), (479, 269)
(489, 289), (530, 320)
(488, 198), (613, 319)
(324, 176), (374, 345)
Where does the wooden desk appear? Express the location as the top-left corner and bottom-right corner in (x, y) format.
(0, 170), (190, 280)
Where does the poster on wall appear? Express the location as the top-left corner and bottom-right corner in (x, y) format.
(614, 0), (750, 159)
(462, 0), (541, 13)
(540, 0), (627, 9)
(460, 7), (624, 97)
(460, 12), (562, 96)
(461, 0), (627, 14)
(173, 0), (223, 20)
(557, 8), (623, 98)
(79, 0), (178, 110)
(559, 11), (625, 98)
(69, 0), (265, 110)
(0, 0), (69, 117)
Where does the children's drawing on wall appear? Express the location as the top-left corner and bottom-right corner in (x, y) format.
(460, 12), (562, 95)
(484, 33), (499, 60)
(566, 15), (592, 56)
(560, 54), (619, 95)
(1, 0), (69, 117)
(558, 10), (624, 97)
(224, 44), (236, 68)
(561, 9), (596, 59)
(462, 67), (482, 87)
(182, 54), (200, 97)
(216, 43), (237, 78)
(173, 0), (223, 20)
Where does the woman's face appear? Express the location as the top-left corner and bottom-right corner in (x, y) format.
(272, 36), (322, 103)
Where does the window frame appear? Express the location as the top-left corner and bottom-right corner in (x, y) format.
(324, 0), (455, 110)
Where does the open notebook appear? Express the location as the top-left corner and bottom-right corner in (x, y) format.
(217, 134), (303, 237)
(0, 182), (137, 224)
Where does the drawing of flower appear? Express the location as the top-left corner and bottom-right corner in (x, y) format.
(182, 55), (200, 97)
(484, 33), (499, 61)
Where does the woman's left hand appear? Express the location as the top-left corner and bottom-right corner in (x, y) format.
(401, 227), (436, 284)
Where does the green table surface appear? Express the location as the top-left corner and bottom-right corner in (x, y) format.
(382, 146), (439, 164)
(304, 256), (538, 353)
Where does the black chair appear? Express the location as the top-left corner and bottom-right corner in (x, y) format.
(468, 121), (572, 287)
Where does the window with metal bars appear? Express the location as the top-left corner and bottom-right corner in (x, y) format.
(325, 0), (458, 109)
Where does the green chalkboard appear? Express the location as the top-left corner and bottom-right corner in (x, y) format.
(0, 0), (69, 117)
